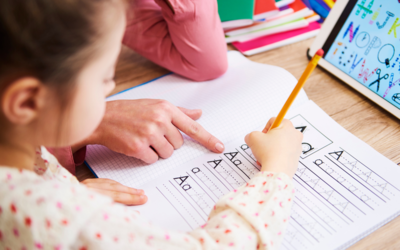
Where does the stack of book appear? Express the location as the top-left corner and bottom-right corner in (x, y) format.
(218, 0), (334, 55)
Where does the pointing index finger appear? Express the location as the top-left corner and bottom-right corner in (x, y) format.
(171, 107), (224, 153)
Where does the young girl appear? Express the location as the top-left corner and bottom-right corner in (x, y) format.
(51, 0), (229, 176)
(49, 0), (230, 205)
(0, 0), (303, 249)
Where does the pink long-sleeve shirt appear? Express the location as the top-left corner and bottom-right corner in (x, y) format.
(50, 0), (228, 174)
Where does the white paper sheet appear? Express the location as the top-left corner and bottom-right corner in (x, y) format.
(86, 51), (309, 187)
(135, 101), (400, 250)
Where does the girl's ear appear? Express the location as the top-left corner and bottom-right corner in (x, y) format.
(1, 77), (47, 125)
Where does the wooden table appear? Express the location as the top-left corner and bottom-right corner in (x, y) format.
(76, 38), (400, 249)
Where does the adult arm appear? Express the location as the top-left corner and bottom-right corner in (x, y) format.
(46, 147), (86, 175)
(123, 0), (228, 81)
(50, 99), (225, 176)
(77, 99), (225, 164)
(49, 100), (224, 206)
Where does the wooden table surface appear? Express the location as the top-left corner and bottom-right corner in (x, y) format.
(76, 38), (400, 249)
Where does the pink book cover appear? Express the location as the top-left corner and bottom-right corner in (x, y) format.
(232, 21), (320, 53)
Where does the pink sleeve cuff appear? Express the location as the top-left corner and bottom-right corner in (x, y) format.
(123, 0), (228, 82)
(46, 146), (87, 175)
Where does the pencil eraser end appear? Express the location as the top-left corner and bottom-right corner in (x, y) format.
(316, 49), (324, 57)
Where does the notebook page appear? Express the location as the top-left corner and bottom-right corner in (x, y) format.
(86, 51), (309, 187)
(135, 100), (400, 250)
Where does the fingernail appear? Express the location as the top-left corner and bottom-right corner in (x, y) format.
(138, 189), (144, 194)
(215, 142), (224, 152)
(193, 109), (202, 116)
(188, 109), (200, 114)
(140, 195), (146, 200)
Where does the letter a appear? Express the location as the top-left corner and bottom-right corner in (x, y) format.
(208, 159), (222, 169)
(174, 176), (189, 186)
(224, 152), (238, 160)
(295, 126), (307, 133)
(329, 151), (344, 160)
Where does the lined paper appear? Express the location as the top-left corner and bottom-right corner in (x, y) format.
(135, 101), (400, 249)
(85, 51), (308, 187)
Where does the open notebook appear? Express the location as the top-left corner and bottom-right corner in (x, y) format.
(86, 51), (400, 249)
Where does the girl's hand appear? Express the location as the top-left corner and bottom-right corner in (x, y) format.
(244, 118), (303, 178)
(81, 178), (148, 205)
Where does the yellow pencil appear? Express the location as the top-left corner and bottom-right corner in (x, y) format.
(264, 49), (324, 132)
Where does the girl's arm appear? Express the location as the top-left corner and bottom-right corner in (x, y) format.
(75, 118), (302, 249)
(123, 0), (228, 81)
(76, 172), (294, 249)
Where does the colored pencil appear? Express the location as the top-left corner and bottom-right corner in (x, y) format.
(264, 49), (324, 131)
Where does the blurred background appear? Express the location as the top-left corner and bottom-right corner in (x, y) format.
(219, 0), (333, 56)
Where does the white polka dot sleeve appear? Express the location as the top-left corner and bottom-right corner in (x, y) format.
(75, 172), (294, 250)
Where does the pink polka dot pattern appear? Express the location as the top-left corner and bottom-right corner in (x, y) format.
(0, 147), (294, 249)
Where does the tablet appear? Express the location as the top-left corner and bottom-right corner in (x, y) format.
(309, 0), (400, 119)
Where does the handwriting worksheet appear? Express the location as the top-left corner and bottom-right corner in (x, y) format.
(86, 52), (400, 249)
(86, 51), (308, 187)
(136, 101), (400, 250)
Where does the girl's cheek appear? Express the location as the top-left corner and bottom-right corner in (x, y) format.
(92, 87), (107, 128)
(66, 83), (106, 146)
(104, 81), (115, 96)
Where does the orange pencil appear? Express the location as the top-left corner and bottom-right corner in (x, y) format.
(264, 49), (324, 132)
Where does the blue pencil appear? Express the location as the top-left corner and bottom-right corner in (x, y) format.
(309, 0), (330, 18)
(314, 0), (331, 11)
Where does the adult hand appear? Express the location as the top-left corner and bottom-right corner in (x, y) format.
(244, 118), (303, 178)
(75, 99), (224, 163)
(82, 178), (147, 205)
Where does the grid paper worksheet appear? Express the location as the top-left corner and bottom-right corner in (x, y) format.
(136, 101), (400, 250)
(86, 52), (400, 249)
